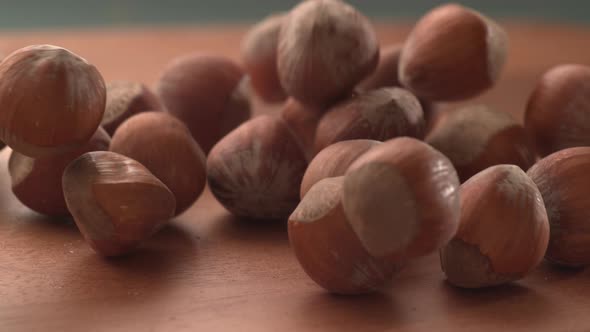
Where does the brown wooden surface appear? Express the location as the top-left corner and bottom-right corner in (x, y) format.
(1, 23), (590, 332)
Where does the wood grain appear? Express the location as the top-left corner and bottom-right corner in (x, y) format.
(1, 23), (590, 332)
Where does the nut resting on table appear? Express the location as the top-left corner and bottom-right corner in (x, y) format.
(1, 0), (590, 298)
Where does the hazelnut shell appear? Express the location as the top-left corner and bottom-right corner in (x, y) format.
(525, 64), (590, 157)
(0, 44), (106, 157)
(102, 81), (163, 135)
(207, 114), (307, 220)
(426, 105), (536, 182)
(9, 127), (111, 216)
(110, 112), (207, 216)
(343, 137), (461, 262)
(441, 165), (550, 288)
(62, 151), (176, 256)
(241, 13), (287, 103)
(156, 53), (251, 153)
(300, 139), (381, 198)
(278, 0), (379, 106)
(289, 176), (399, 294)
(314, 87), (425, 153)
(399, 4), (507, 101)
(527, 147), (590, 267)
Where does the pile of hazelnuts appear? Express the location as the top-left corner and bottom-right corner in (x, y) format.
(1, 0), (590, 295)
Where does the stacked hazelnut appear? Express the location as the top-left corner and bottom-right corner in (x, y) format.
(231, 0), (590, 294)
(0, 43), (250, 256)
(2, 0), (590, 297)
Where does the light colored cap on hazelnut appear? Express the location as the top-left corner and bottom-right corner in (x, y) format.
(342, 137), (461, 262)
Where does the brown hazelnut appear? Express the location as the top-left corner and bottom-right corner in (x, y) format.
(426, 105), (536, 182)
(358, 44), (404, 91)
(110, 112), (206, 216)
(156, 53), (251, 153)
(289, 176), (400, 294)
(62, 151), (176, 256)
(314, 87), (425, 153)
(278, 0), (379, 107)
(207, 114), (308, 220)
(525, 64), (590, 157)
(357, 44), (435, 119)
(9, 127), (110, 216)
(399, 4), (508, 101)
(527, 147), (590, 267)
(300, 139), (381, 198)
(102, 81), (163, 135)
(343, 137), (461, 262)
(440, 165), (549, 288)
(241, 13), (287, 103)
(0, 44), (106, 157)
(279, 98), (322, 161)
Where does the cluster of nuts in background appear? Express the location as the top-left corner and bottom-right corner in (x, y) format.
(2, 0), (590, 294)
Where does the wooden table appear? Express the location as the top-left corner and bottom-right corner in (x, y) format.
(2, 23), (590, 332)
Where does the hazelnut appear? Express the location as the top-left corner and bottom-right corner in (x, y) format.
(426, 105), (535, 182)
(156, 53), (251, 153)
(110, 112), (206, 216)
(440, 165), (550, 288)
(0, 44), (106, 157)
(343, 137), (461, 261)
(399, 4), (508, 101)
(207, 114), (308, 220)
(527, 147), (590, 267)
(358, 44), (404, 91)
(241, 13), (287, 103)
(62, 151), (176, 256)
(357, 43), (435, 119)
(289, 176), (400, 294)
(279, 98), (322, 161)
(9, 127), (110, 216)
(300, 139), (381, 198)
(102, 81), (163, 135)
(525, 64), (590, 157)
(278, 0), (379, 106)
(314, 87), (425, 153)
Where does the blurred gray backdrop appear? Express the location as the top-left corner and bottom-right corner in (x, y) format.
(0, 0), (586, 29)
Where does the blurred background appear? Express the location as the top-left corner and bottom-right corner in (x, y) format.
(0, 0), (587, 29)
